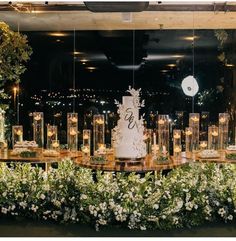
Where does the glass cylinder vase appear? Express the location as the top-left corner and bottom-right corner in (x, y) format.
(200, 141), (208, 150)
(173, 129), (182, 159)
(33, 112), (44, 148)
(158, 115), (169, 156)
(67, 113), (78, 151)
(12, 125), (23, 147)
(185, 127), (193, 158)
(219, 113), (229, 150)
(93, 115), (105, 156)
(144, 129), (152, 154)
(82, 129), (91, 156)
(189, 113), (200, 151)
(208, 125), (219, 150)
(0, 109), (5, 142)
(47, 125), (57, 149)
(51, 140), (60, 151)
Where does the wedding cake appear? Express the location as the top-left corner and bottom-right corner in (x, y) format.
(113, 87), (146, 159)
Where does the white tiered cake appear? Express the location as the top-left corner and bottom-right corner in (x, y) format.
(113, 87), (146, 159)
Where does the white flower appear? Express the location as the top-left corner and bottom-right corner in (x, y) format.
(227, 198), (232, 203)
(53, 200), (61, 208)
(2, 192), (7, 197)
(31, 204), (39, 213)
(19, 201), (27, 209)
(228, 215), (233, 220)
(173, 216), (179, 225)
(185, 202), (194, 211)
(153, 204), (159, 210)
(40, 194), (46, 200)
(59, 184), (63, 189)
(218, 208), (226, 217)
(1, 207), (7, 214)
(176, 198), (183, 210)
(80, 194), (88, 200)
(140, 225), (146, 230)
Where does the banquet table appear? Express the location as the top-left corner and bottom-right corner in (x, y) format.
(0, 149), (81, 171)
(0, 149), (235, 173)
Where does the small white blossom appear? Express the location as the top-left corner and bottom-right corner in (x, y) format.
(19, 201), (27, 209)
(218, 208), (226, 217)
(40, 194), (46, 200)
(140, 225), (146, 230)
(80, 194), (88, 200)
(153, 204), (159, 210)
(1, 207), (7, 214)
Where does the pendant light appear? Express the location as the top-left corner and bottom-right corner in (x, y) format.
(17, 20), (20, 124)
(132, 29), (135, 88)
(181, 11), (199, 112)
(73, 28), (76, 112)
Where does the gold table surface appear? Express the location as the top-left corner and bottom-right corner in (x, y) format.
(0, 149), (81, 163)
(0, 149), (235, 172)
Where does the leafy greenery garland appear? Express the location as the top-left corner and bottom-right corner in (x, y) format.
(0, 22), (32, 86)
(0, 160), (236, 231)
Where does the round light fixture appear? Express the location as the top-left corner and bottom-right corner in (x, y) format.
(181, 75), (199, 97)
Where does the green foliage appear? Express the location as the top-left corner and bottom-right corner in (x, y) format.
(0, 22), (32, 86)
(0, 160), (236, 231)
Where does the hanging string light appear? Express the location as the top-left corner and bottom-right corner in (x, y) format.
(17, 18), (20, 124)
(73, 28), (76, 112)
(132, 29), (135, 88)
(181, 10), (199, 113)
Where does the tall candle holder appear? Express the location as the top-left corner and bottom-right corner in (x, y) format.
(201, 112), (210, 140)
(185, 127), (193, 158)
(111, 128), (115, 148)
(12, 125), (23, 147)
(144, 129), (152, 154)
(51, 140), (60, 151)
(200, 141), (208, 150)
(93, 115), (105, 156)
(33, 112), (44, 148)
(46, 125), (57, 149)
(219, 113), (229, 150)
(208, 125), (219, 150)
(235, 126), (236, 145)
(82, 129), (91, 156)
(173, 129), (182, 159)
(0, 109), (5, 142)
(189, 113), (200, 151)
(158, 115), (169, 156)
(67, 113), (78, 151)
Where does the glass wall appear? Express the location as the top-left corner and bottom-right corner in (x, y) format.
(12, 29), (236, 144)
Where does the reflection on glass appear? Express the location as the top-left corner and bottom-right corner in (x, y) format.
(33, 112), (44, 148)
(12, 125), (23, 147)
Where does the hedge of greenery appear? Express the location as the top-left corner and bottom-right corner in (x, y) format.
(0, 160), (236, 231)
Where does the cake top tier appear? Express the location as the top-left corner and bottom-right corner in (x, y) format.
(115, 86), (144, 108)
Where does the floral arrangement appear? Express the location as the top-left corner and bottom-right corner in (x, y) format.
(0, 160), (236, 232)
(226, 153), (236, 160)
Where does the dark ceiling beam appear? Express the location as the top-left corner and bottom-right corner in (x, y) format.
(0, 3), (235, 12)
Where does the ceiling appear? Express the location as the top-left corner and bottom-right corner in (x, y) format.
(1, 1), (236, 31)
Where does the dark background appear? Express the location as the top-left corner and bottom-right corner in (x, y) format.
(6, 29), (236, 143)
